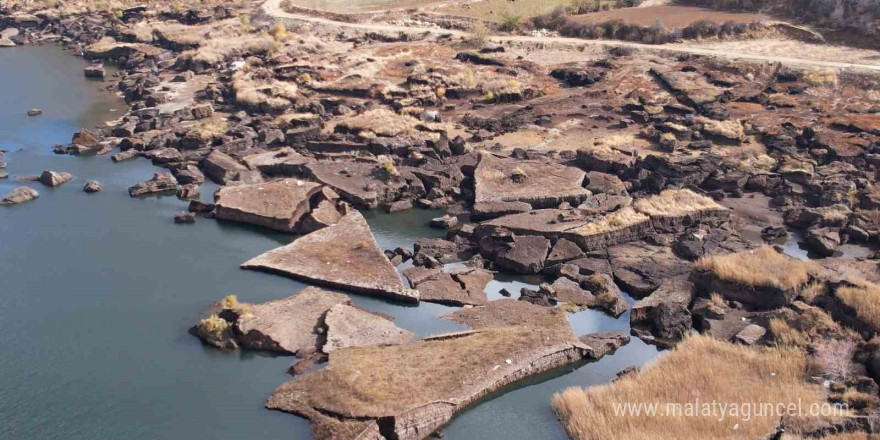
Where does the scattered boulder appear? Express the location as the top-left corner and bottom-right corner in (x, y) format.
(38, 170), (72, 187)
(202, 150), (250, 185)
(631, 279), (695, 341)
(583, 273), (629, 317)
(578, 331), (630, 359)
(0, 186), (38, 205)
(129, 173), (179, 197)
(83, 180), (101, 193)
(734, 324), (767, 345)
(242, 212), (418, 302)
(494, 235), (551, 274)
(609, 243), (693, 298)
(804, 227), (841, 257)
(174, 212), (196, 224)
(84, 64), (105, 78)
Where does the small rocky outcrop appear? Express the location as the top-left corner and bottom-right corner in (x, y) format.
(608, 243), (693, 298)
(578, 331), (630, 358)
(242, 212), (418, 302)
(630, 279), (695, 344)
(83, 180), (101, 193)
(128, 173), (179, 197)
(38, 170), (72, 187)
(194, 288), (409, 355)
(691, 247), (810, 310)
(1, 186), (38, 205)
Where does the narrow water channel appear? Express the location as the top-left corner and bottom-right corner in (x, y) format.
(0, 44), (660, 440)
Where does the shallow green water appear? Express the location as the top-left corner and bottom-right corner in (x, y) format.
(0, 44), (659, 440)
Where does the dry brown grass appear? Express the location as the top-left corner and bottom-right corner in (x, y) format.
(569, 207), (650, 236)
(232, 70), (297, 111)
(695, 247), (812, 291)
(330, 108), (421, 138)
(196, 314), (229, 339)
(180, 34), (279, 66)
(803, 68), (839, 88)
(633, 189), (725, 217)
(552, 335), (834, 440)
(186, 118), (228, 141)
(835, 282), (880, 333)
(769, 303), (845, 348)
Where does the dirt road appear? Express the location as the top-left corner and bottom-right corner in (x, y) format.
(262, 0), (880, 72)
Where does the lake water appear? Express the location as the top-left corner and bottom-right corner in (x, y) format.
(0, 44), (659, 440)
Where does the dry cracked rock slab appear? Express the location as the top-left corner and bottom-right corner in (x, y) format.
(474, 152), (590, 209)
(242, 211), (418, 302)
(323, 303), (414, 353)
(403, 265), (493, 307)
(194, 287), (412, 355)
(215, 179), (324, 233)
(265, 326), (589, 440)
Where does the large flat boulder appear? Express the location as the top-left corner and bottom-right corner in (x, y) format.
(243, 147), (311, 176)
(266, 326), (589, 440)
(242, 212), (418, 303)
(403, 266), (492, 307)
(237, 288), (350, 354)
(202, 150), (250, 185)
(215, 179), (323, 233)
(303, 161), (409, 209)
(323, 304), (414, 353)
(474, 152), (590, 209)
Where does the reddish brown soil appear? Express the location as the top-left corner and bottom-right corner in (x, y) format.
(572, 5), (770, 27)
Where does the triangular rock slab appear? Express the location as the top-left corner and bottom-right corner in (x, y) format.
(242, 212), (419, 303)
(237, 287), (351, 354)
(323, 304), (414, 353)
